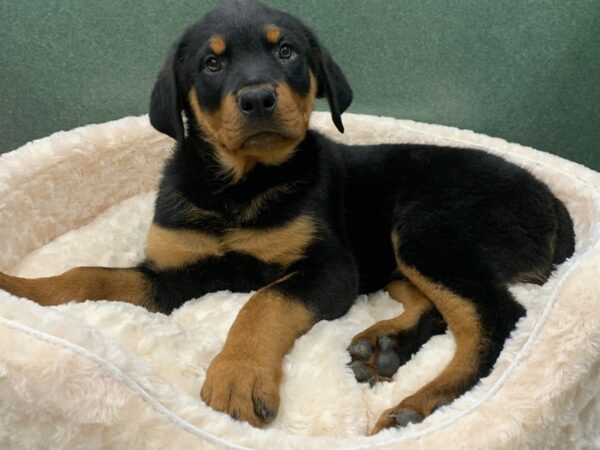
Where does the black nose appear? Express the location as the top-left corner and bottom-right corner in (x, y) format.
(238, 86), (277, 118)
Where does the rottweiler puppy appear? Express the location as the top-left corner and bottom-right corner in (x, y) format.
(0, 0), (574, 434)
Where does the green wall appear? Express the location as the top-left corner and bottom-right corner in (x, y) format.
(2, 1), (599, 169)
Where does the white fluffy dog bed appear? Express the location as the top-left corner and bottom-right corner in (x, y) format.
(1, 112), (599, 449)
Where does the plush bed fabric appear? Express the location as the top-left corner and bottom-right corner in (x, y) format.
(0, 112), (599, 450)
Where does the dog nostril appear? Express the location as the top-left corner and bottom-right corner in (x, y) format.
(262, 92), (276, 110)
(241, 99), (254, 113)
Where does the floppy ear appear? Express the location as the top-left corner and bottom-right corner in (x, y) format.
(149, 48), (184, 142)
(312, 45), (353, 133)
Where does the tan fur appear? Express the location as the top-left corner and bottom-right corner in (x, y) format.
(272, 73), (317, 145)
(201, 285), (313, 426)
(187, 72), (317, 181)
(226, 215), (316, 265)
(371, 259), (485, 434)
(209, 36), (226, 55)
(145, 224), (222, 270)
(265, 25), (281, 44)
(350, 279), (433, 346)
(400, 262), (483, 388)
(188, 89), (257, 180)
(0, 268), (154, 310)
(144, 215), (316, 269)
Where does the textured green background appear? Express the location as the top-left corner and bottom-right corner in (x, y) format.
(2, 1), (599, 169)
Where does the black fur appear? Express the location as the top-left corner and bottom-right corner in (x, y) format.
(0, 0), (577, 431)
(141, 0), (574, 420)
(149, 0), (352, 139)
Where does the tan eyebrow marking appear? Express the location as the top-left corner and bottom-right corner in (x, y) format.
(209, 35), (226, 54)
(265, 25), (281, 44)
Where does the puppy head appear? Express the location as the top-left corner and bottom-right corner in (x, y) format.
(149, 0), (353, 180)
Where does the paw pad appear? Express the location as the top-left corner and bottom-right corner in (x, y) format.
(376, 350), (401, 377)
(349, 360), (373, 382)
(348, 334), (403, 383)
(348, 339), (373, 360)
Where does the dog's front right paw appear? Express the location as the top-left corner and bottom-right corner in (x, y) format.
(201, 349), (280, 427)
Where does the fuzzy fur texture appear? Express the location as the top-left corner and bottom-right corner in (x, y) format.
(0, 112), (599, 449)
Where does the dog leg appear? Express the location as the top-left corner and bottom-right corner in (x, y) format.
(201, 247), (358, 427)
(370, 261), (524, 434)
(0, 267), (155, 310)
(348, 278), (445, 384)
(200, 281), (314, 427)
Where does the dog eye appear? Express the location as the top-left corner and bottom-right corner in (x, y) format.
(278, 43), (294, 59)
(204, 55), (223, 72)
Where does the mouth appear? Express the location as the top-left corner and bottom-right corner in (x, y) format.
(241, 131), (295, 149)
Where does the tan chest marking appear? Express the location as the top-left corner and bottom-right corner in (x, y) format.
(145, 215), (316, 270)
(145, 225), (222, 269)
(226, 215), (316, 266)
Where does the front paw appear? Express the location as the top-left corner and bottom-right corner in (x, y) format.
(200, 351), (280, 427)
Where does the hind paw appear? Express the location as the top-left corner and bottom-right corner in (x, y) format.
(348, 324), (406, 384)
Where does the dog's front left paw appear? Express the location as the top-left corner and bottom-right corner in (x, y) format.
(200, 350), (280, 427)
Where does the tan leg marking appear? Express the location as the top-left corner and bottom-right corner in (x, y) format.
(349, 279), (435, 383)
(351, 279), (433, 346)
(371, 262), (484, 434)
(0, 268), (154, 310)
(201, 286), (313, 427)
